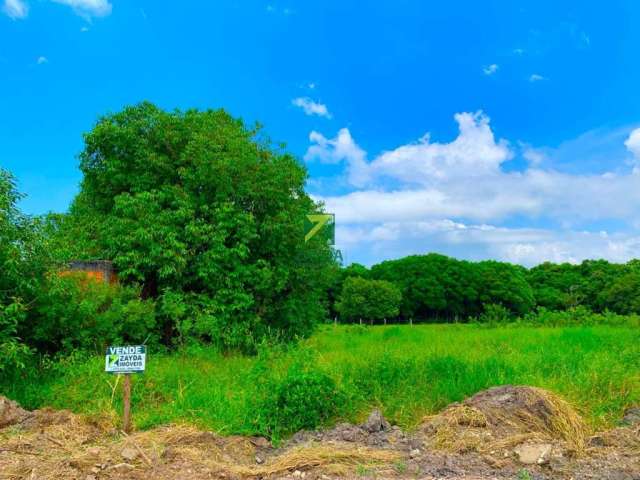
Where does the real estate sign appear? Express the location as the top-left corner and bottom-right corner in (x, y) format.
(105, 345), (146, 374)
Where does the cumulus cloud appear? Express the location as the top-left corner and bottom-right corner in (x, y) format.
(625, 128), (640, 159)
(52, 0), (112, 18)
(292, 97), (331, 118)
(2, 0), (28, 19)
(305, 112), (640, 266)
(36, 56), (48, 64)
(306, 112), (512, 187)
(529, 73), (546, 82)
(521, 144), (546, 166)
(483, 64), (499, 75)
(305, 128), (369, 186)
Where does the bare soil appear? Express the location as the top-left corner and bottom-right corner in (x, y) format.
(1, 386), (639, 479)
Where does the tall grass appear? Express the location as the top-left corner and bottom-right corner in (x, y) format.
(3, 324), (639, 437)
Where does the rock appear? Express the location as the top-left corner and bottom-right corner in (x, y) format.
(87, 447), (101, 456)
(86, 476), (96, 480)
(514, 443), (553, 465)
(588, 435), (605, 447)
(362, 409), (390, 433)
(409, 448), (421, 458)
(120, 447), (138, 461)
(621, 407), (640, 426)
(255, 455), (264, 464)
(0, 396), (30, 428)
(250, 436), (271, 448)
(293, 470), (302, 478)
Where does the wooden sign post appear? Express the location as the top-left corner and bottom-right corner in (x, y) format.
(122, 373), (132, 433)
(105, 345), (146, 433)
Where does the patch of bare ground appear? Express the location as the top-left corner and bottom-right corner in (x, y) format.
(1, 386), (639, 479)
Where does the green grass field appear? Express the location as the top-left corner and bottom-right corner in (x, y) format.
(5, 324), (640, 438)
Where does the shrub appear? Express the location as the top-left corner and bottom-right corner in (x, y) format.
(0, 302), (33, 375)
(250, 350), (345, 439)
(478, 303), (511, 324)
(23, 274), (156, 353)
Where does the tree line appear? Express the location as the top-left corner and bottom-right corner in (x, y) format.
(330, 254), (640, 323)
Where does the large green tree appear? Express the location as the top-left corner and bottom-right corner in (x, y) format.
(336, 277), (402, 324)
(0, 169), (46, 371)
(59, 102), (334, 351)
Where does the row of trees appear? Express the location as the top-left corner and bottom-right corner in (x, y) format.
(330, 254), (640, 323)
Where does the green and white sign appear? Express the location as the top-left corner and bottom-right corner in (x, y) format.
(105, 345), (146, 374)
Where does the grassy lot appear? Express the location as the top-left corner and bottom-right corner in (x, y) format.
(4, 324), (640, 438)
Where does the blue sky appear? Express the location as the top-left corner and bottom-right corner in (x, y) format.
(2, 0), (640, 266)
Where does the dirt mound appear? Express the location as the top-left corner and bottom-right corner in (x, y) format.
(421, 385), (587, 458)
(0, 402), (401, 479)
(1, 389), (639, 479)
(287, 409), (419, 451)
(0, 396), (31, 428)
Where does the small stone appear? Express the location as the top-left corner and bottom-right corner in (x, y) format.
(293, 470), (302, 477)
(90, 467), (100, 474)
(255, 455), (264, 464)
(515, 443), (552, 465)
(86, 476), (96, 480)
(362, 409), (390, 433)
(251, 437), (271, 448)
(621, 407), (640, 426)
(409, 448), (421, 458)
(120, 447), (138, 461)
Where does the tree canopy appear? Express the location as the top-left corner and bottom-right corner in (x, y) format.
(57, 102), (335, 351)
(336, 277), (401, 324)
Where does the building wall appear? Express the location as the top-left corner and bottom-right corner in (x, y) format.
(61, 260), (118, 285)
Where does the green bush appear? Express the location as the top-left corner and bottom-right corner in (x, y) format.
(523, 306), (640, 327)
(250, 350), (345, 439)
(0, 302), (33, 375)
(478, 303), (511, 324)
(23, 274), (156, 353)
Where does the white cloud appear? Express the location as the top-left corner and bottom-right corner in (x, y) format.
(2, 0), (28, 19)
(52, 0), (111, 18)
(80, 25), (89, 32)
(292, 97), (332, 119)
(521, 144), (546, 166)
(306, 112), (512, 187)
(513, 48), (525, 55)
(306, 112), (640, 266)
(483, 64), (499, 75)
(529, 73), (546, 82)
(625, 128), (640, 159)
(36, 56), (48, 64)
(305, 128), (369, 187)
